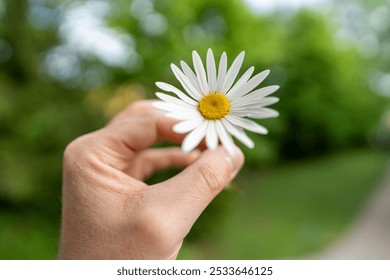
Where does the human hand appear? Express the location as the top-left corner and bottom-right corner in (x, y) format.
(58, 101), (244, 259)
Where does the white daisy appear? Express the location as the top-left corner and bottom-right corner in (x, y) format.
(153, 49), (279, 156)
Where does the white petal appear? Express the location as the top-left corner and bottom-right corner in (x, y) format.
(180, 61), (203, 95)
(250, 85), (280, 99)
(156, 92), (195, 108)
(215, 120), (236, 156)
(192, 51), (209, 94)
(173, 117), (204, 133)
(156, 82), (198, 106)
(166, 111), (201, 120)
(255, 97), (280, 106)
(226, 115), (268, 134)
(181, 121), (207, 153)
(206, 120), (218, 151)
(171, 64), (203, 100)
(216, 52), (227, 92)
(164, 112), (183, 120)
(230, 107), (279, 119)
(221, 51), (245, 94)
(153, 101), (188, 113)
(247, 108), (279, 119)
(229, 69), (270, 99)
(206, 49), (217, 93)
(222, 118), (254, 149)
(231, 85), (280, 105)
(232, 97), (279, 109)
(226, 66), (254, 99)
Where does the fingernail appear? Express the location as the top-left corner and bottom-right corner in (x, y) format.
(230, 166), (241, 181)
(188, 150), (201, 162)
(223, 146), (243, 181)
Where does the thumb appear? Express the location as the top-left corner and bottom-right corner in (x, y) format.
(153, 145), (244, 233)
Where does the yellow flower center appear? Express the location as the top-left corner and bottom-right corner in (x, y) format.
(198, 93), (230, 120)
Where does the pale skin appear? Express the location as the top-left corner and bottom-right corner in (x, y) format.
(58, 101), (244, 259)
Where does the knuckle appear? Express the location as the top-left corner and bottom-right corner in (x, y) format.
(197, 162), (230, 194)
(63, 137), (82, 166)
(63, 134), (99, 169)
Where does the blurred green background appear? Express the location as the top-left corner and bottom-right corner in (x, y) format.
(0, 0), (389, 259)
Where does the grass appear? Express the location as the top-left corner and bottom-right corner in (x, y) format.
(179, 149), (389, 259)
(0, 149), (388, 259)
(0, 210), (59, 259)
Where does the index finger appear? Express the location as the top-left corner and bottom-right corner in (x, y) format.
(102, 100), (185, 151)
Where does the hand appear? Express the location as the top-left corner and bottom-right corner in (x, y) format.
(58, 100), (244, 259)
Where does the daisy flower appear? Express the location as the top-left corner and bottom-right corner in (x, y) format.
(154, 49), (279, 156)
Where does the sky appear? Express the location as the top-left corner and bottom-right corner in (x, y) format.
(244, 0), (329, 14)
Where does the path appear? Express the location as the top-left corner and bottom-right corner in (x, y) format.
(315, 162), (390, 259)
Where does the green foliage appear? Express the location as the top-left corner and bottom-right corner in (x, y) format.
(278, 11), (385, 158)
(0, 209), (59, 259)
(0, 80), (103, 209)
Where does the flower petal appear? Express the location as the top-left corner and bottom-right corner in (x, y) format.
(247, 108), (279, 119)
(232, 97), (279, 109)
(155, 92), (196, 108)
(231, 85), (280, 105)
(249, 85), (280, 99)
(206, 120), (218, 151)
(216, 52), (227, 92)
(156, 82), (198, 106)
(171, 63), (203, 100)
(230, 107), (279, 119)
(206, 49), (217, 93)
(226, 115), (268, 134)
(226, 66), (254, 99)
(228, 69), (270, 99)
(222, 118), (254, 149)
(192, 50), (209, 94)
(166, 111), (202, 120)
(180, 61), (203, 95)
(221, 51), (245, 94)
(153, 101), (191, 113)
(230, 108), (279, 118)
(173, 117), (204, 133)
(215, 120), (236, 156)
(182, 121), (207, 153)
